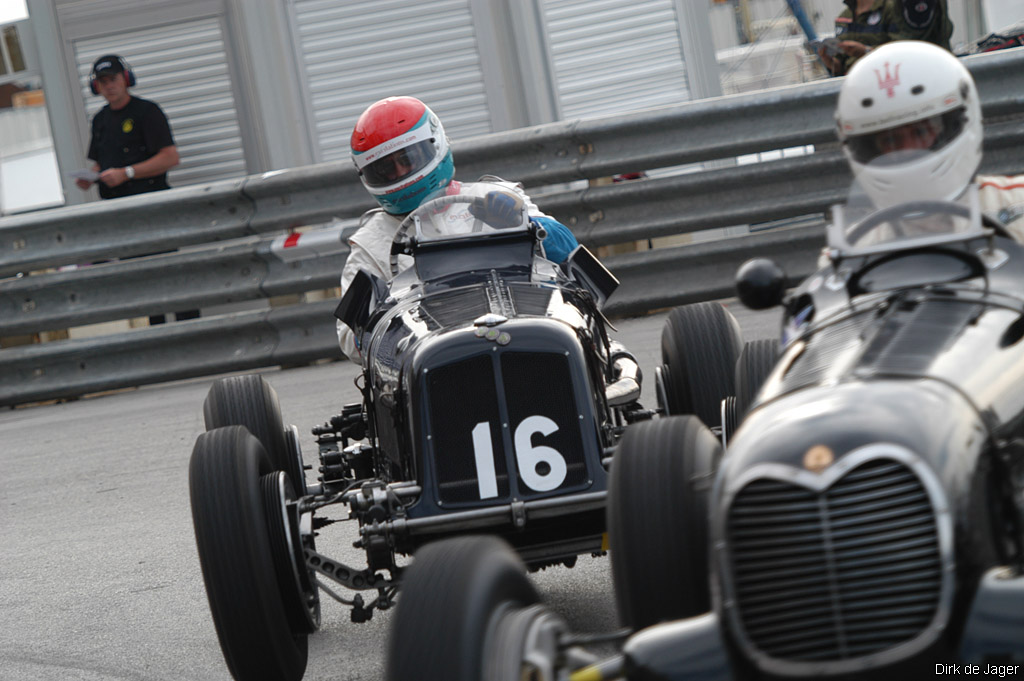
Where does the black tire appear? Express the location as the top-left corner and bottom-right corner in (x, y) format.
(385, 536), (539, 681)
(735, 338), (779, 418)
(190, 426), (308, 681)
(203, 374), (305, 498)
(608, 416), (720, 630)
(660, 302), (742, 428)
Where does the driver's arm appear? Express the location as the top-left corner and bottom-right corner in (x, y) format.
(531, 216), (578, 263)
(336, 219), (398, 360)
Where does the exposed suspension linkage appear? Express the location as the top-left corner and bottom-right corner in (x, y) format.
(304, 546), (399, 622)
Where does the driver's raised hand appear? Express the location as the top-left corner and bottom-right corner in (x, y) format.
(470, 190), (525, 229)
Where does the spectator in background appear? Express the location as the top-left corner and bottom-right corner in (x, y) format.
(76, 54), (193, 324)
(75, 54), (179, 199)
(819, 0), (953, 76)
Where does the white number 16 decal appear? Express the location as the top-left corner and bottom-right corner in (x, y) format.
(471, 415), (567, 499)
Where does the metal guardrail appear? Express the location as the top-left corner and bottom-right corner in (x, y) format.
(0, 227), (353, 336)
(1, 47), (1023, 405)
(0, 300), (343, 405)
(2, 48), (1021, 276)
(603, 222), (825, 316)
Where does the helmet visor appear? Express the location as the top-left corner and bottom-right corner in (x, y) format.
(360, 140), (437, 188)
(845, 108), (967, 166)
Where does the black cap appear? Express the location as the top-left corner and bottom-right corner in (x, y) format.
(92, 55), (126, 77)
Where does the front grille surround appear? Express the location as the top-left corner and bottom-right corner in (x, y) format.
(422, 346), (595, 508)
(714, 444), (954, 677)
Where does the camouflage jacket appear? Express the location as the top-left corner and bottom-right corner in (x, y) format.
(832, 0), (953, 75)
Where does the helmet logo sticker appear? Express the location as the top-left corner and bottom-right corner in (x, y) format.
(875, 62), (901, 98)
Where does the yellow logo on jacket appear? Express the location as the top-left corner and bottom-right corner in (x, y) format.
(122, 119), (134, 133)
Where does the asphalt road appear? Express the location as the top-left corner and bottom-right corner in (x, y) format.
(0, 302), (779, 681)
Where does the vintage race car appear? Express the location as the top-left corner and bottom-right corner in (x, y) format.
(187, 181), (651, 680)
(384, 182), (1024, 681)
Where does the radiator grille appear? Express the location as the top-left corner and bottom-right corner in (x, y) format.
(427, 351), (588, 506)
(726, 458), (942, 664)
(427, 355), (509, 504)
(501, 353), (588, 494)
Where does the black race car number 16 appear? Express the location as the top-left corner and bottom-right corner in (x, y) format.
(472, 416), (566, 498)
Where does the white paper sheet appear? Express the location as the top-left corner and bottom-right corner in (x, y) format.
(69, 169), (100, 182)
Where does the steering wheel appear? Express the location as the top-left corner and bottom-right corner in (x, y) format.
(390, 194), (494, 277)
(845, 200), (1011, 245)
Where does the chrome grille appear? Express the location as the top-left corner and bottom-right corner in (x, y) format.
(726, 458), (943, 667)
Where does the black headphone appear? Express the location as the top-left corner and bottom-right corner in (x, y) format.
(89, 55), (136, 95)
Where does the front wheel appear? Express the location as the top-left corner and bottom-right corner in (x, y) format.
(190, 426), (312, 681)
(659, 302), (742, 429)
(735, 338), (779, 419)
(203, 374), (306, 497)
(386, 536), (562, 681)
(608, 416), (720, 630)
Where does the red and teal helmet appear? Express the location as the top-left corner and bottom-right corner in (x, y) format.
(350, 96), (455, 215)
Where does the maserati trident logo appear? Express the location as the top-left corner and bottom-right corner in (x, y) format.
(803, 445), (834, 473)
(875, 62), (901, 98)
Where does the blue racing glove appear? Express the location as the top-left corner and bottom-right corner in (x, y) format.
(469, 190), (525, 229)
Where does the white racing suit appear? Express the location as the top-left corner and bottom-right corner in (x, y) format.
(336, 178), (565, 360)
(977, 174), (1024, 240)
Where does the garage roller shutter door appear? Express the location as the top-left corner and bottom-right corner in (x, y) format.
(292, 0), (493, 163)
(541, 0), (690, 119)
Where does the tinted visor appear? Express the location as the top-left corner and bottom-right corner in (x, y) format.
(361, 139), (436, 188)
(845, 108), (966, 166)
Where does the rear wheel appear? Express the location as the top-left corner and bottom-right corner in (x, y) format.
(386, 536), (559, 681)
(203, 374), (306, 497)
(608, 416), (720, 630)
(190, 426), (312, 681)
(659, 302), (742, 429)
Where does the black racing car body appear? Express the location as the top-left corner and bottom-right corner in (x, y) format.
(628, 191), (1024, 679)
(329, 183), (649, 570)
(188, 183), (651, 680)
(339, 242), (636, 563)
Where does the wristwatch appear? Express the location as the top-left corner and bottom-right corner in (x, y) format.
(124, 165), (136, 180)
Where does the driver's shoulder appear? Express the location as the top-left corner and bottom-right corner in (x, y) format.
(977, 174), (1024, 198)
(351, 208), (402, 246)
(977, 175), (1024, 229)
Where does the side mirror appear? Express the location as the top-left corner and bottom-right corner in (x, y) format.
(736, 258), (786, 310)
(566, 245), (619, 306)
(334, 269), (387, 338)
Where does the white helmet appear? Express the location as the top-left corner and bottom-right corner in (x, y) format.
(835, 41), (982, 209)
